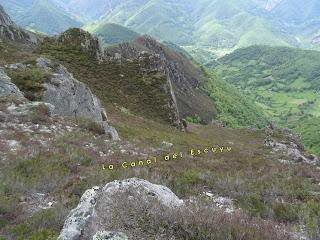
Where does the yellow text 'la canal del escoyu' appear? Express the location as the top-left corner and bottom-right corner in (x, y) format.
(102, 145), (232, 170)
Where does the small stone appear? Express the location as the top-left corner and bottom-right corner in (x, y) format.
(93, 231), (128, 240)
(162, 141), (173, 148)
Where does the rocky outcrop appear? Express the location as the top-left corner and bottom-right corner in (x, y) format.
(264, 123), (319, 165)
(58, 178), (183, 240)
(0, 4), (37, 43)
(37, 58), (119, 140)
(55, 28), (104, 61)
(0, 67), (25, 99)
(105, 35), (218, 126)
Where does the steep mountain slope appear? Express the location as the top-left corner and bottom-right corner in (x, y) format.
(84, 23), (140, 47)
(37, 29), (220, 127)
(213, 45), (320, 152)
(105, 35), (218, 124)
(0, 0), (82, 34)
(0, 4), (37, 43)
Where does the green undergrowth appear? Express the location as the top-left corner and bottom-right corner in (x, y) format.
(204, 71), (268, 128)
(5, 67), (51, 101)
(291, 116), (320, 155)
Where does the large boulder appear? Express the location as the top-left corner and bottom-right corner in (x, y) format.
(38, 58), (119, 140)
(0, 67), (25, 99)
(58, 178), (183, 240)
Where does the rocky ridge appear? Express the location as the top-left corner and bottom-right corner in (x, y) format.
(0, 4), (37, 44)
(54, 28), (105, 61)
(105, 35), (218, 125)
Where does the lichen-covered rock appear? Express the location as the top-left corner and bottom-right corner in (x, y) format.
(93, 231), (128, 240)
(36, 57), (52, 70)
(38, 58), (119, 140)
(7, 101), (54, 116)
(0, 67), (25, 98)
(58, 178), (183, 240)
(7, 63), (27, 70)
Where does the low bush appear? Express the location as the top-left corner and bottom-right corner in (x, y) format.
(5, 68), (51, 101)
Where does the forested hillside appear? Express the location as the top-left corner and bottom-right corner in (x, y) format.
(213, 45), (320, 153)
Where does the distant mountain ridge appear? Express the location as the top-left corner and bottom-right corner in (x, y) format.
(2, 0), (320, 51)
(75, 0), (320, 51)
(0, 0), (82, 34)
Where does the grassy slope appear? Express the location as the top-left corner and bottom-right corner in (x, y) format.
(0, 40), (319, 239)
(213, 45), (320, 153)
(0, 94), (319, 239)
(203, 70), (268, 128)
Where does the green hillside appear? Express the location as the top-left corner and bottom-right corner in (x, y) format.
(292, 117), (320, 155)
(205, 71), (268, 128)
(213, 45), (320, 153)
(84, 23), (140, 47)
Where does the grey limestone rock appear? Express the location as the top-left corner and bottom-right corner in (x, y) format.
(38, 58), (119, 140)
(0, 67), (25, 99)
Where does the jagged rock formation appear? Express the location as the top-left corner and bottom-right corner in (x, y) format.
(105, 35), (218, 125)
(0, 67), (25, 99)
(58, 178), (183, 240)
(37, 58), (119, 140)
(0, 4), (37, 43)
(54, 28), (104, 61)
